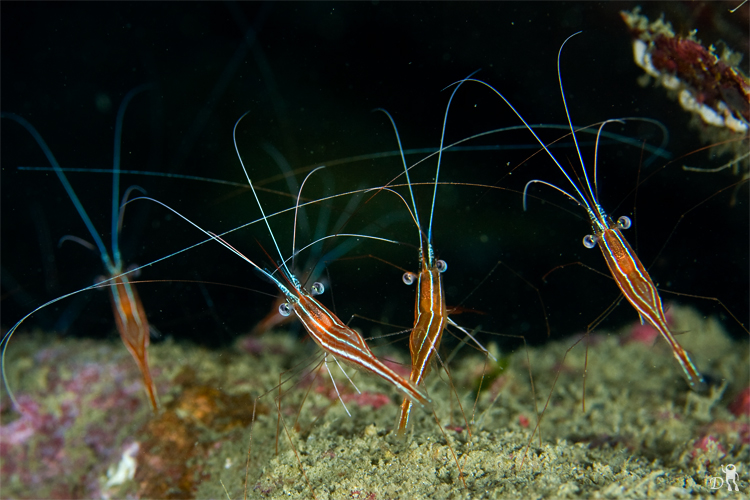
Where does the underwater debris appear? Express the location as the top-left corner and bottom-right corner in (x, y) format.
(621, 7), (750, 176)
(102, 441), (139, 493)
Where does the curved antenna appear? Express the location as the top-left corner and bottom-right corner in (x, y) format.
(555, 32), (592, 204)
(523, 179), (583, 211)
(292, 166), (326, 270)
(133, 195), (292, 298)
(279, 233), (402, 275)
(111, 84), (152, 268)
(2, 281), (110, 410)
(8, 184), (410, 413)
(1, 112), (114, 270)
(58, 235), (97, 252)
(591, 119), (625, 202)
(310, 173), (335, 260)
(117, 185), (147, 234)
(125, 182), (418, 271)
(18, 118), (672, 191)
(459, 78), (591, 213)
(262, 142), (312, 244)
(232, 111), (293, 279)
(428, 70), (481, 248)
(365, 186), (420, 229)
(374, 108), (422, 244)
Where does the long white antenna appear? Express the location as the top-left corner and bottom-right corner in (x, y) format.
(292, 166), (326, 270)
(459, 77), (591, 213)
(555, 32), (593, 205)
(427, 70), (480, 249)
(232, 111), (293, 278)
(375, 108), (423, 245)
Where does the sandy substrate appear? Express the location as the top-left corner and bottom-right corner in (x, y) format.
(1, 304), (748, 499)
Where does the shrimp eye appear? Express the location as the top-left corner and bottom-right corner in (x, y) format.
(278, 302), (292, 317)
(126, 263), (142, 278)
(617, 216), (632, 230)
(311, 282), (325, 296)
(582, 234), (597, 249)
(436, 259), (448, 273)
(402, 272), (417, 285)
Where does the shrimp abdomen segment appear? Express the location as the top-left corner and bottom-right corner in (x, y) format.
(597, 228), (704, 389)
(295, 294), (372, 353)
(108, 274), (159, 412)
(410, 267), (447, 382)
(293, 294), (431, 408)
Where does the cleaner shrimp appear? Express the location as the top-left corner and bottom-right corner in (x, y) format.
(2, 85), (161, 412)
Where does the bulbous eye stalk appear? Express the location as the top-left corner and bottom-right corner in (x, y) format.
(617, 216), (632, 230)
(436, 259), (448, 273)
(126, 263), (142, 278)
(278, 302), (292, 317)
(311, 282), (325, 296)
(402, 272), (417, 285)
(583, 234), (597, 249)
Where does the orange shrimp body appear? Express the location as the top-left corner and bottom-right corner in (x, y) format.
(464, 32), (706, 390)
(374, 82), (469, 434)
(589, 209), (704, 389)
(108, 273), (159, 412)
(278, 277), (431, 409)
(398, 255), (446, 432)
(219, 114), (432, 410)
(2, 86), (161, 413)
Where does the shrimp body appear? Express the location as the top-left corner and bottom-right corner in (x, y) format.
(410, 265), (447, 380)
(377, 75), (474, 433)
(288, 287), (431, 407)
(203, 246), (431, 408)
(463, 32), (705, 390)
(108, 273), (158, 411)
(209, 116), (432, 410)
(2, 86), (161, 412)
(398, 257), (446, 431)
(590, 209), (704, 389)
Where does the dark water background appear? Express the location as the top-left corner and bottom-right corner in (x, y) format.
(2, 2), (748, 357)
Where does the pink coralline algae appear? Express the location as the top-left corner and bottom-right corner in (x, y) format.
(622, 321), (659, 346)
(0, 338), (152, 499)
(341, 391), (392, 410)
(313, 378), (393, 410)
(622, 307), (675, 346)
(728, 386), (750, 417)
(690, 434), (727, 470)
